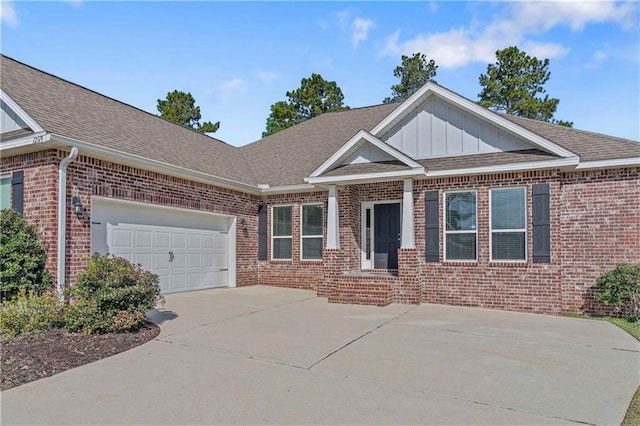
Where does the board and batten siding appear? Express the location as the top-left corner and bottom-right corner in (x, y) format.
(381, 97), (532, 159)
(0, 100), (28, 134)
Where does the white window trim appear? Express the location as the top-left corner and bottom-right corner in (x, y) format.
(443, 190), (478, 262)
(489, 187), (528, 263)
(360, 199), (402, 270)
(271, 204), (293, 261)
(300, 203), (323, 261)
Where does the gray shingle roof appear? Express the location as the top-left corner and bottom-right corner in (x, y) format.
(500, 114), (640, 161)
(2, 54), (638, 191)
(1, 55), (258, 185)
(239, 103), (400, 186)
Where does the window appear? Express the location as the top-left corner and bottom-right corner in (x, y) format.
(301, 204), (323, 260)
(444, 191), (477, 261)
(491, 187), (526, 261)
(272, 205), (292, 260)
(0, 175), (10, 210)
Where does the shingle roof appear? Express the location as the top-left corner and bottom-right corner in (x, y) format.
(500, 114), (640, 161)
(2, 54), (638, 191)
(239, 103), (400, 186)
(1, 55), (258, 185)
(418, 149), (559, 171)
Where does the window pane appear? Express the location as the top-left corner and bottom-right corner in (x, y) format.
(0, 177), (10, 210)
(446, 192), (476, 231)
(302, 204), (323, 236)
(302, 237), (323, 260)
(446, 233), (476, 260)
(492, 188), (525, 230)
(273, 206), (292, 236)
(273, 238), (292, 259)
(492, 232), (526, 260)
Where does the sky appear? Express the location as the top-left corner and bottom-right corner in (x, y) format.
(1, 1), (638, 147)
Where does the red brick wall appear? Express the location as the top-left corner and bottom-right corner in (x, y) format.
(257, 192), (327, 290)
(2, 150), (261, 289)
(3, 147), (637, 315)
(413, 171), (563, 314)
(1, 150), (60, 280)
(559, 168), (640, 314)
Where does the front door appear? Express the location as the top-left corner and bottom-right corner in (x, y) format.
(373, 203), (400, 269)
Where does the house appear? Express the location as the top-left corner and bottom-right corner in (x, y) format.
(1, 55), (639, 315)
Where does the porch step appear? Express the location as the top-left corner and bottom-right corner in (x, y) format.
(328, 280), (393, 306)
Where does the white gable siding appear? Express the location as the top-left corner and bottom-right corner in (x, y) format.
(382, 97), (532, 159)
(342, 143), (395, 165)
(0, 100), (28, 133)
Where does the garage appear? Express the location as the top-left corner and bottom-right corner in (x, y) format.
(90, 197), (236, 294)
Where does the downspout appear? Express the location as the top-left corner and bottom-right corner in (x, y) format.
(57, 147), (78, 296)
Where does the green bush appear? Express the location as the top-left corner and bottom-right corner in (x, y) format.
(0, 290), (64, 338)
(0, 209), (52, 301)
(65, 254), (163, 333)
(595, 263), (640, 322)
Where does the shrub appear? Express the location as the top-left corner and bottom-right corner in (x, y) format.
(0, 209), (52, 301)
(65, 254), (163, 333)
(595, 263), (640, 322)
(0, 290), (64, 338)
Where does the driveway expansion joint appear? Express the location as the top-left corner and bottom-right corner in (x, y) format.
(307, 305), (419, 370)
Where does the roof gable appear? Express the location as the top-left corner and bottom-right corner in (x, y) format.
(309, 129), (422, 178)
(371, 82), (577, 159)
(1, 89), (43, 135)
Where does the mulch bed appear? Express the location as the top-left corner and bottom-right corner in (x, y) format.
(1, 321), (160, 390)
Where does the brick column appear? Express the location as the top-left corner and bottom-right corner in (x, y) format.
(395, 248), (421, 304)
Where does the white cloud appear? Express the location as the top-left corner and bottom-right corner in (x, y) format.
(587, 44), (610, 68)
(379, 1), (637, 68)
(216, 78), (246, 101)
(255, 70), (280, 84)
(351, 17), (375, 49)
(1, 0), (19, 27)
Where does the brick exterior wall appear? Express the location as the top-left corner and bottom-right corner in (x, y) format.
(257, 192), (327, 290)
(1, 150), (60, 276)
(2, 147), (637, 316)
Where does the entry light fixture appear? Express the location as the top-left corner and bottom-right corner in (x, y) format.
(240, 218), (248, 231)
(71, 196), (84, 219)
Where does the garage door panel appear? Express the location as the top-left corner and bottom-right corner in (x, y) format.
(106, 221), (229, 294)
(111, 229), (132, 249)
(134, 230), (152, 248)
(134, 253), (153, 270)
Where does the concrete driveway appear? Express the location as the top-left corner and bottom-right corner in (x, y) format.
(2, 286), (638, 425)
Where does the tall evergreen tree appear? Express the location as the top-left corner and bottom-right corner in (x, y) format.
(157, 90), (220, 133)
(383, 52), (438, 103)
(263, 73), (349, 137)
(478, 46), (572, 126)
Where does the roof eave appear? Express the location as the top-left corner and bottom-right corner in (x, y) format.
(48, 134), (262, 195)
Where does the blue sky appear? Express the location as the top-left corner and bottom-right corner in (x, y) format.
(1, 1), (638, 146)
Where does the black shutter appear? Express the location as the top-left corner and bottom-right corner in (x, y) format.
(532, 184), (550, 263)
(11, 170), (24, 215)
(425, 190), (439, 262)
(258, 203), (268, 260)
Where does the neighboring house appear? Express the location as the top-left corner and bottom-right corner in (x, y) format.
(1, 55), (639, 315)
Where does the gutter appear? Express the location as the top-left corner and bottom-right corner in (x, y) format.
(56, 147), (78, 296)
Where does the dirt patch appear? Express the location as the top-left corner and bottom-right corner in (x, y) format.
(1, 322), (160, 390)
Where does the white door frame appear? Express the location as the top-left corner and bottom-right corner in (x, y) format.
(360, 199), (402, 270)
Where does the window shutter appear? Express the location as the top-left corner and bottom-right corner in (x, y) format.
(258, 203), (268, 260)
(425, 190), (439, 262)
(11, 171), (24, 215)
(532, 184), (550, 263)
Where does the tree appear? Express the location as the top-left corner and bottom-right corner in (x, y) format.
(263, 73), (349, 137)
(478, 46), (572, 126)
(157, 90), (220, 133)
(384, 53), (438, 103)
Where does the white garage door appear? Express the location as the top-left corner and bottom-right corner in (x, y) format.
(107, 223), (228, 294)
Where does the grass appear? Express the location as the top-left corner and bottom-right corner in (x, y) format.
(564, 314), (639, 426)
